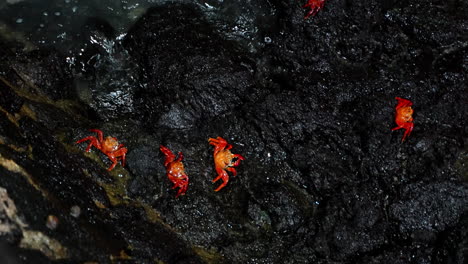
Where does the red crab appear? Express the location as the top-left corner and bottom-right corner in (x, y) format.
(160, 145), (189, 197)
(392, 97), (414, 142)
(303, 0), (326, 19)
(208, 137), (245, 192)
(76, 129), (127, 171)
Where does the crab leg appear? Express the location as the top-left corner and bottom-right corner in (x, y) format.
(168, 170), (189, 197)
(107, 154), (118, 171)
(105, 148), (127, 170)
(76, 136), (101, 152)
(226, 167), (237, 176)
(213, 167), (229, 192)
(114, 148), (127, 167)
(172, 176), (188, 197)
(401, 123), (414, 142)
(176, 152), (184, 162)
(89, 129), (104, 143)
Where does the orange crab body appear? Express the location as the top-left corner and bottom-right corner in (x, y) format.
(392, 97), (414, 142)
(208, 137), (244, 192)
(76, 129), (127, 171)
(303, 0), (326, 19)
(160, 145), (189, 197)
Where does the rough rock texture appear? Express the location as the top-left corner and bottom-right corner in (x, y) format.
(0, 0), (467, 263)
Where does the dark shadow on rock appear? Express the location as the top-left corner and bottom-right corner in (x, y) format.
(123, 3), (259, 130)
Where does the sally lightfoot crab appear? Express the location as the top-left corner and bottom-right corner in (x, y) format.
(208, 137), (244, 192)
(76, 129), (127, 171)
(392, 97), (414, 142)
(160, 145), (189, 197)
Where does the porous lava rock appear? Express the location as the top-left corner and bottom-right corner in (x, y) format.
(0, 1), (467, 263)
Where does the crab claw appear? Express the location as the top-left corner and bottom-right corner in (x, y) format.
(395, 97), (413, 109)
(208, 137), (230, 154)
(303, 0), (326, 19)
(232, 154), (245, 166)
(160, 145), (176, 167)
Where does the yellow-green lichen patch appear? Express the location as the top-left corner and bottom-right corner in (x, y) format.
(98, 166), (132, 206)
(6, 70), (55, 103)
(79, 151), (111, 170)
(93, 200), (107, 209)
(55, 130), (92, 162)
(130, 199), (190, 234)
(54, 99), (87, 116)
(0, 136), (30, 154)
(110, 249), (131, 262)
(0, 187), (67, 260)
(0, 23), (36, 51)
(19, 104), (37, 121)
(193, 246), (224, 264)
(0, 106), (20, 127)
(0, 153), (46, 196)
(0, 76), (86, 122)
(139, 202), (166, 225)
(0, 187), (27, 231)
(20, 230), (68, 260)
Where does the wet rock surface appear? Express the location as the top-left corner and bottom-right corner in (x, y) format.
(0, 1), (467, 263)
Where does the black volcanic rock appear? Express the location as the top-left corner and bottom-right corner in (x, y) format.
(123, 3), (259, 130)
(0, 1), (467, 263)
